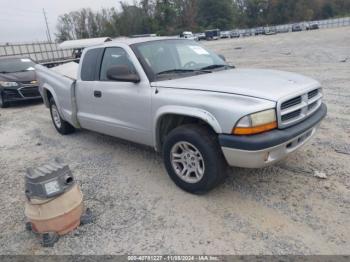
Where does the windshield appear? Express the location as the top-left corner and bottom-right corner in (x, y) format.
(0, 58), (36, 74)
(133, 39), (228, 80)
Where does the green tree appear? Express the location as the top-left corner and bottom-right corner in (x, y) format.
(197, 0), (236, 29)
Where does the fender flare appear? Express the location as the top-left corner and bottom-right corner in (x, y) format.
(41, 85), (66, 121)
(154, 105), (222, 151)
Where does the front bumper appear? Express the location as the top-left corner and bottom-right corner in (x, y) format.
(219, 104), (327, 168)
(1, 86), (42, 102)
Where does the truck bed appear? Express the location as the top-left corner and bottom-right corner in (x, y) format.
(35, 62), (80, 127)
(49, 62), (79, 80)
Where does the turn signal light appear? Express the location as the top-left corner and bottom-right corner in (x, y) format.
(233, 121), (277, 135)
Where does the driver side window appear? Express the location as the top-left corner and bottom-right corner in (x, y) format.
(100, 47), (136, 81)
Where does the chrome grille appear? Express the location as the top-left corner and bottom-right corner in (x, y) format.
(308, 89), (319, 99)
(281, 96), (302, 110)
(278, 88), (323, 128)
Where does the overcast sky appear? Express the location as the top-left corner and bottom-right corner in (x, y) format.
(0, 0), (134, 44)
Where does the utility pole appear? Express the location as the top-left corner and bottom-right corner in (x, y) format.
(43, 8), (52, 43)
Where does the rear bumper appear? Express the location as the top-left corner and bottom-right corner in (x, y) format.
(219, 104), (327, 168)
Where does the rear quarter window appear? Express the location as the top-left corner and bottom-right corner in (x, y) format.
(81, 48), (104, 81)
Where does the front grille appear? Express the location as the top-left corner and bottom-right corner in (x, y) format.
(281, 96), (302, 110)
(308, 101), (318, 111)
(282, 109), (302, 122)
(308, 89), (319, 99)
(278, 88), (323, 128)
(19, 87), (41, 98)
(3, 90), (21, 100)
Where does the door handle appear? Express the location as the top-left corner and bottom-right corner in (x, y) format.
(94, 90), (102, 98)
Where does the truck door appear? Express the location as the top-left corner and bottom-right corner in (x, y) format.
(76, 46), (153, 146)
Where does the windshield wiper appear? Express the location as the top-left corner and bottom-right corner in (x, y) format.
(157, 69), (196, 75)
(12, 69), (31, 73)
(0, 69), (29, 74)
(200, 64), (234, 71)
(157, 68), (212, 76)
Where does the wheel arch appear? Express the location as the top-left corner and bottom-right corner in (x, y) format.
(154, 106), (222, 152)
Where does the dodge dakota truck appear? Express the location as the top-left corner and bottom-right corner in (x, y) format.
(36, 37), (327, 194)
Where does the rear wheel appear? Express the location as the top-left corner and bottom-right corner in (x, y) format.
(163, 125), (227, 194)
(49, 98), (75, 135)
(0, 93), (9, 108)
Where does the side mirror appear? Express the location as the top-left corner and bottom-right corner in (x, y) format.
(218, 54), (226, 61)
(107, 65), (140, 83)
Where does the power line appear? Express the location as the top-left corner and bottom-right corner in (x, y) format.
(42, 8), (52, 43)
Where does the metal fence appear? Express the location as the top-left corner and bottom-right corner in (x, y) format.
(316, 16), (350, 28)
(237, 17), (350, 36)
(0, 42), (73, 63)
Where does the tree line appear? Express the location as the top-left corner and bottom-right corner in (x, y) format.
(56, 0), (350, 42)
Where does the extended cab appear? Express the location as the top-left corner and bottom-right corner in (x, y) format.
(36, 38), (327, 194)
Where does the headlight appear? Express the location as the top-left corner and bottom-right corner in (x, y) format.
(0, 81), (18, 87)
(232, 109), (277, 135)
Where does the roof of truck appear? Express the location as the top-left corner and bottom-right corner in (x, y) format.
(105, 36), (178, 46)
(59, 37), (112, 49)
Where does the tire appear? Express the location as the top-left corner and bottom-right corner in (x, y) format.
(49, 98), (75, 135)
(162, 124), (227, 194)
(0, 93), (9, 108)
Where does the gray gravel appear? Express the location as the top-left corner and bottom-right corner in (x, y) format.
(0, 27), (349, 255)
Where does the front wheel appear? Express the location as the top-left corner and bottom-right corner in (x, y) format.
(163, 125), (227, 194)
(49, 98), (75, 135)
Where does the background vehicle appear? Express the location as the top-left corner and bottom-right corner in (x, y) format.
(230, 31), (240, 38)
(255, 27), (265, 35)
(309, 23), (320, 30)
(205, 29), (220, 40)
(292, 24), (303, 32)
(264, 27), (277, 35)
(276, 27), (290, 33)
(0, 57), (41, 108)
(36, 38), (327, 194)
(220, 31), (231, 39)
(180, 31), (198, 41)
(194, 33), (206, 41)
(241, 29), (252, 37)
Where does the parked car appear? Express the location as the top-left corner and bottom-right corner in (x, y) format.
(180, 31), (198, 41)
(0, 57), (41, 108)
(264, 27), (277, 35)
(36, 37), (327, 194)
(309, 23), (320, 30)
(220, 31), (231, 39)
(241, 30), (252, 37)
(205, 29), (220, 40)
(292, 24), (303, 32)
(194, 33), (206, 41)
(276, 27), (290, 33)
(230, 31), (240, 38)
(255, 27), (265, 35)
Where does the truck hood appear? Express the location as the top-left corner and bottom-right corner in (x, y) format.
(152, 69), (320, 102)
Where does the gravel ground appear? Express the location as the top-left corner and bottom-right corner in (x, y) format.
(0, 27), (349, 255)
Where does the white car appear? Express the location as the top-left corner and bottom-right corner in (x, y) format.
(181, 31), (198, 41)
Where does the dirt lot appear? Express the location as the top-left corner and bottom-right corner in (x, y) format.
(0, 27), (349, 255)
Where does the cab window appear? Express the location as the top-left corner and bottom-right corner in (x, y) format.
(100, 47), (136, 81)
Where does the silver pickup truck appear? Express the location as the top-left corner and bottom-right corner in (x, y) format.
(36, 37), (327, 194)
